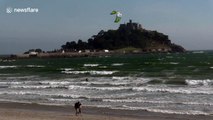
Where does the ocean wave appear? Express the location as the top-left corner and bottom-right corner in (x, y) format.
(49, 94), (106, 100)
(48, 98), (83, 102)
(0, 81), (24, 85)
(147, 109), (209, 115)
(61, 70), (117, 75)
(68, 85), (130, 91)
(0, 74), (12, 76)
(112, 76), (130, 80)
(4, 76), (39, 80)
(50, 94), (88, 99)
(9, 85), (68, 89)
(186, 79), (213, 86)
(79, 81), (128, 86)
(132, 86), (213, 95)
(26, 65), (45, 68)
(60, 68), (74, 71)
(111, 63), (124, 66)
(39, 81), (70, 85)
(188, 66), (195, 68)
(111, 106), (209, 115)
(0, 91), (35, 95)
(99, 66), (107, 68)
(51, 92), (138, 100)
(103, 99), (174, 104)
(181, 101), (213, 106)
(0, 80), (43, 85)
(103, 99), (213, 106)
(166, 56), (173, 58)
(84, 64), (99, 67)
(112, 76), (152, 84)
(0, 66), (17, 69)
(169, 62), (179, 65)
(192, 51), (204, 54)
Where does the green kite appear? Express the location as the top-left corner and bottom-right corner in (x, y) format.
(110, 10), (122, 23)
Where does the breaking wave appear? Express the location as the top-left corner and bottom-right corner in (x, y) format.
(103, 99), (213, 106)
(111, 63), (124, 66)
(84, 64), (99, 67)
(185, 79), (213, 86)
(61, 70), (117, 75)
(132, 86), (213, 95)
(68, 85), (130, 91)
(111, 106), (209, 115)
(0, 66), (17, 69)
(26, 65), (45, 68)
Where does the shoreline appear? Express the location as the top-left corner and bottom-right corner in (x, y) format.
(10, 51), (179, 59)
(0, 101), (213, 120)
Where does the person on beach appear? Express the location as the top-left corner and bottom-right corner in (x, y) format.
(74, 101), (82, 116)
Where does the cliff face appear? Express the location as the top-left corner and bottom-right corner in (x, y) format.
(62, 20), (186, 53)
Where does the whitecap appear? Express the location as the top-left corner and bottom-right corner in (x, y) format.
(0, 91), (34, 95)
(79, 81), (128, 86)
(112, 76), (129, 80)
(39, 81), (70, 85)
(68, 85), (129, 91)
(103, 98), (213, 106)
(111, 63), (124, 66)
(132, 86), (213, 95)
(181, 101), (213, 106)
(0, 66), (17, 69)
(146, 109), (209, 115)
(103, 99), (174, 104)
(169, 62), (179, 65)
(111, 106), (209, 115)
(192, 51), (204, 54)
(0, 81), (24, 85)
(9, 85), (68, 89)
(26, 65), (45, 68)
(84, 64), (99, 67)
(48, 98), (82, 102)
(60, 68), (74, 71)
(62, 70), (117, 75)
(89, 71), (117, 75)
(99, 66), (107, 68)
(62, 71), (87, 74)
(185, 79), (213, 86)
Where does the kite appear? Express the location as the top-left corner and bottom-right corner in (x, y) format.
(110, 10), (122, 23)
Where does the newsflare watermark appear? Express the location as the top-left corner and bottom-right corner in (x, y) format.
(6, 7), (39, 14)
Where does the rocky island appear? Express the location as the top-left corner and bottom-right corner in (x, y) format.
(16, 20), (185, 58)
(62, 20), (185, 53)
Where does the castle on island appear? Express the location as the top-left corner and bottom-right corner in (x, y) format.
(119, 20), (143, 31)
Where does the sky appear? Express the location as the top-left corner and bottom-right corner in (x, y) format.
(0, 0), (213, 54)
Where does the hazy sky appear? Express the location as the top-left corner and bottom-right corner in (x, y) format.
(0, 0), (213, 54)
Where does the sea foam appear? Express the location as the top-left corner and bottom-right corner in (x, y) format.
(84, 64), (99, 67)
(186, 79), (213, 86)
(61, 70), (117, 75)
(0, 66), (17, 69)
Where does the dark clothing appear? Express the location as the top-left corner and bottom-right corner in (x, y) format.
(75, 102), (81, 109)
(74, 102), (82, 115)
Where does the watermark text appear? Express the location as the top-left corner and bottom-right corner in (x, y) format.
(6, 7), (39, 14)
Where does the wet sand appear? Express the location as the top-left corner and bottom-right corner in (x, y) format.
(0, 102), (213, 120)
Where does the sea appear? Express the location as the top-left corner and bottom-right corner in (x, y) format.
(0, 51), (213, 115)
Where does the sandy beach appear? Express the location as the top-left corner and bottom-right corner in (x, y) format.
(0, 102), (212, 120)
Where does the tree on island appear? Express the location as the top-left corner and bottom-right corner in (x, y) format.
(24, 48), (44, 54)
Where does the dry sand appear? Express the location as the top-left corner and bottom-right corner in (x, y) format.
(0, 102), (213, 120)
